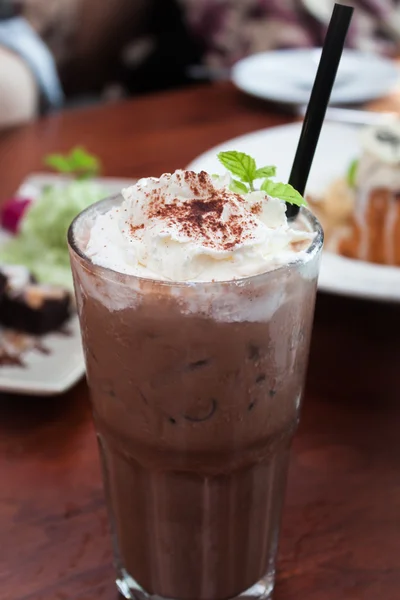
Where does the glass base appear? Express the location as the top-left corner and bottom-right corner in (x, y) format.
(116, 568), (275, 600)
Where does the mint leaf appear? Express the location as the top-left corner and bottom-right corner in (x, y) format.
(218, 151), (256, 189)
(44, 147), (101, 178)
(254, 166), (276, 179)
(75, 171), (95, 180)
(70, 147), (100, 173)
(229, 179), (248, 194)
(261, 180), (307, 207)
(44, 154), (74, 173)
(347, 159), (358, 188)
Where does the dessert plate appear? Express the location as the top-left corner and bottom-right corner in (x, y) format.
(232, 49), (400, 105)
(0, 174), (135, 395)
(187, 122), (400, 303)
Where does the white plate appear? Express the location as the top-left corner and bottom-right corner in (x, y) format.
(232, 49), (400, 105)
(0, 174), (136, 396)
(0, 316), (85, 396)
(187, 122), (400, 303)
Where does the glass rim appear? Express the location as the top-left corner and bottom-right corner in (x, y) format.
(68, 194), (324, 288)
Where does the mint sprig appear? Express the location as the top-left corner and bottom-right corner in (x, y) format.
(254, 165), (276, 179)
(217, 151), (257, 190)
(230, 179), (248, 194)
(44, 146), (101, 179)
(217, 150), (306, 206)
(260, 180), (305, 207)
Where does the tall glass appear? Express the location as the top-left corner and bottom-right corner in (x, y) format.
(68, 195), (323, 600)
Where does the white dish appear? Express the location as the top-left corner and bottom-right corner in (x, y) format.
(0, 173), (136, 396)
(0, 316), (84, 396)
(232, 49), (400, 105)
(187, 121), (400, 303)
(302, 0), (340, 23)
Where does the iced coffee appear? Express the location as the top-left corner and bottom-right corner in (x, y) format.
(68, 168), (323, 600)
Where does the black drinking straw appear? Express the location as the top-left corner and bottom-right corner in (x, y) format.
(287, 3), (354, 220)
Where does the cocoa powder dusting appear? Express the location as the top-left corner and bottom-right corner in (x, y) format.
(133, 171), (256, 251)
(129, 223), (144, 235)
(251, 203), (262, 215)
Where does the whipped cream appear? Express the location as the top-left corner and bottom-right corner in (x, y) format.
(85, 170), (314, 282)
(356, 122), (400, 190)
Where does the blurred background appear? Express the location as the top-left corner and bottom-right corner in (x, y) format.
(2, 0), (400, 129)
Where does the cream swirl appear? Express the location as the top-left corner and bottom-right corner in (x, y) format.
(85, 170), (314, 281)
(356, 122), (400, 191)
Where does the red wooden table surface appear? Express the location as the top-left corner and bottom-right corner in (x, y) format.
(0, 83), (399, 600)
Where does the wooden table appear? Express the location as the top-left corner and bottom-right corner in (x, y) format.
(1, 82), (400, 600)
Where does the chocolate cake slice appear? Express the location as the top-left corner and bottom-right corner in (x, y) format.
(0, 272), (7, 301)
(0, 284), (71, 335)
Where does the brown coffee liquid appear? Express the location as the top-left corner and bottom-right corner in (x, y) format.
(77, 269), (315, 600)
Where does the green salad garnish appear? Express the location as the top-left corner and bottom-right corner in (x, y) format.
(0, 148), (105, 289)
(44, 146), (101, 179)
